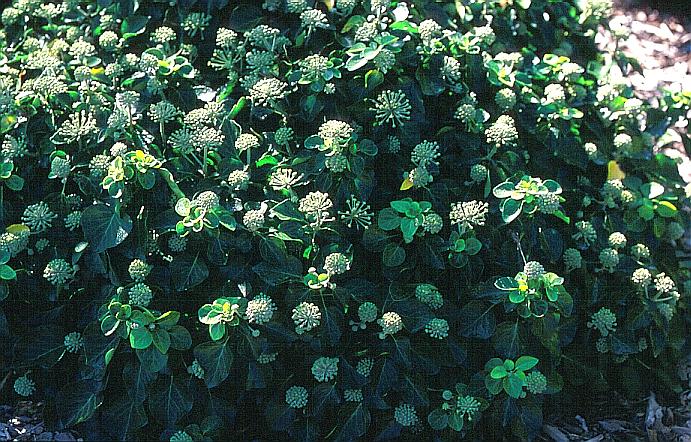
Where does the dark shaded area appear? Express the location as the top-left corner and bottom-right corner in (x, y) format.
(618, 0), (690, 18)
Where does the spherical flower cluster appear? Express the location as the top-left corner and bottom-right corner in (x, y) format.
(49, 156), (71, 179)
(44, 258), (74, 285)
(422, 213), (443, 235)
(325, 154), (348, 173)
(654, 273), (676, 294)
(470, 164), (488, 183)
(64, 332), (83, 353)
(14, 375), (36, 397)
(584, 142), (598, 159)
(356, 358), (374, 377)
(128, 283), (153, 307)
(193, 191), (220, 211)
(378, 312), (403, 339)
(344, 389), (363, 402)
(246, 294), (276, 325)
(226, 169), (250, 191)
(34, 238), (48, 253)
(587, 307), (617, 336)
(216, 27), (237, 48)
(542, 83), (566, 105)
(249, 78), (288, 105)
(235, 133), (260, 152)
(274, 127), (294, 145)
(358, 302), (378, 324)
(257, 352), (278, 364)
(394, 403), (419, 427)
(495, 88), (517, 111)
(149, 101), (178, 123)
(411, 140), (440, 166)
(292, 302), (321, 334)
(574, 221), (597, 245)
(485, 115), (518, 147)
(168, 235), (188, 252)
(608, 232), (627, 249)
(151, 26), (176, 44)
(89, 154), (110, 177)
(525, 371), (548, 394)
(613, 133), (632, 153)
(596, 337), (609, 353)
(269, 168), (303, 190)
(418, 19), (442, 44)
(370, 90), (411, 128)
(243, 209), (265, 232)
(312, 356), (339, 382)
(187, 359), (205, 379)
(285, 386), (308, 409)
(300, 8), (329, 29)
(318, 120), (353, 145)
(22, 202), (57, 232)
(323, 252), (350, 276)
(424, 318), (449, 339)
(0, 231), (28, 257)
(128, 259), (151, 282)
(631, 268), (652, 289)
(599, 248), (619, 272)
(631, 243), (650, 260)
(523, 261), (545, 280)
(537, 193), (560, 214)
(299, 191), (333, 215)
(415, 284), (443, 309)
(170, 431), (193, 442)
(441, 56), (462, 82)
(98, 31), (119, 51)
(449, 200), (489, 230)
(406, 166), (433, 188)
(64, 211), (82, 231)
(456, 395), (481, 418)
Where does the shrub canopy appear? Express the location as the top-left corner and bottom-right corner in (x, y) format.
(0, 0), (689, 440)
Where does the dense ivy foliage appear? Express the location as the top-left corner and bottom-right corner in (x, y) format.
(0, 0), (689, 440)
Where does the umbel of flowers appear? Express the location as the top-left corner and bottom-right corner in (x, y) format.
(0, 0), (688, 440)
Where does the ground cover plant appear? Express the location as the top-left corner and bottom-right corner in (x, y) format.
(0, 0), (689, 440)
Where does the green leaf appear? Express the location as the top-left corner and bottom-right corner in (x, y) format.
(464, 237), (482, 255)
(495, 277), (519, 290)
(504, 374), (524, 398)
(170, 252), (209, 291)
(400, 217), (418, 243)
(427, 408), (449, 430)
(509, 291), (526, 304)
(104, 397), (148, 441)
(490, 365), (508, 379)
(168, 325), (192, 350)
(501, 199), (523, 224)
(80, 204), (132, 253)
(148, 375), (193, 428)
(120, 15), (149, 36)
(516, 0), (531, 8)
(0, 264), (15, 280)
(336, 403), (370, 442)
(378, 208), (401, 230)
(209, 322), (226, 341)
(151, 330), (170, 354)
(129, 328), (152, 350)
(47, 380), (103, 429)
(515, 356), (539, 372)
(656, 201), (677, 217)
(382, 243), (406, 267)
(194, 340), (233, 388)
(448, 410), (464, 431)
(5, 174), (23, 191)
